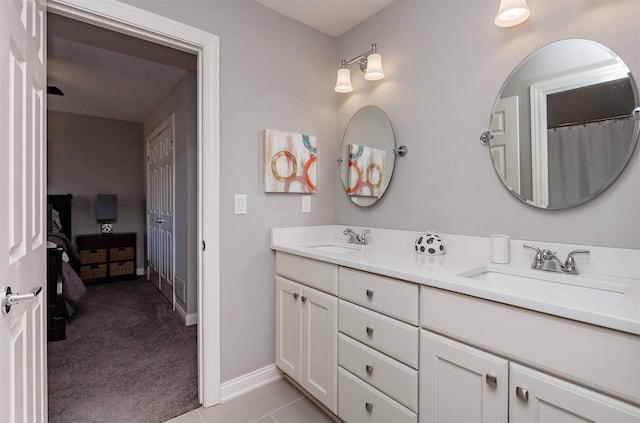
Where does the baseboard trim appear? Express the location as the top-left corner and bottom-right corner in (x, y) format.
(220, 364), (283, 403)
(175, 304), (198, 326)
(136, 267), (145, 276)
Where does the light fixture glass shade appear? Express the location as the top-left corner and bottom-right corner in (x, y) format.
(364, 53), (384, 81)
(495, 0), (530, 27)
(335, 68), (353, 93)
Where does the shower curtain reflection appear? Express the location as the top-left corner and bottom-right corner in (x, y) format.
(547, 117), (636, 208)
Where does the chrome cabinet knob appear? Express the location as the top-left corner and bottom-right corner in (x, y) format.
(366, 289), (374, 298)
(515, 386), (529, 402)
(365, 402), (373, 412)
(486, 374), (497, 388)
(366, 326), (374, 336)
(293, 293), (299, 300)
(365, 364), (374, 375)
(301, 296), (307, 303)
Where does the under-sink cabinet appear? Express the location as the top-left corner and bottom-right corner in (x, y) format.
(275, 253), (338, 414)
(274, 250), (639, 423)
(420, 286), (640, 422)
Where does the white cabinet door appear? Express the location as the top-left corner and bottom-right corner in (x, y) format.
(276, 276), (302, 379)
(301, 286), (337, 414)
(275, 276), (337, 414)
(420, 330), (508, 423)
(510, 363), (640, 422)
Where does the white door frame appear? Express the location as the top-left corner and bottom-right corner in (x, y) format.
(46, 0), (221, 407)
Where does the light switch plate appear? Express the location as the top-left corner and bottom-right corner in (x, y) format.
(301, 195), (311, 213)
(234, 194), (247, 215)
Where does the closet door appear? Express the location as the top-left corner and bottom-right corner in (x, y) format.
(147, 119), (175, 305)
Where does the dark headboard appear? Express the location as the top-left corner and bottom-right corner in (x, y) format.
(47, 194), (73, 239)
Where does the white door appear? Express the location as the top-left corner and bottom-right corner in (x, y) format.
(510, 363), (640, 422)
(275, 276), (301, 378)
(147, 120), (175, 305)
(420, 330), (508, 423)
(0, 0), (47, 421)
(301, 285), (337, 414)
(490, 95), (521, 194)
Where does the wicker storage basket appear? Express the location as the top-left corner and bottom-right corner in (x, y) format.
(109, 246), (134, 261)
(79, 248), (106, 264)
(109, 261), (134, 277)
(80, 264), (107, 280)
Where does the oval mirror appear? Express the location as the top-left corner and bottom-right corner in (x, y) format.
(340, 105), (397, 207)
(485, 39), (640, 209)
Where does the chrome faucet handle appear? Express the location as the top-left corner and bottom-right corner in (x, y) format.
(564, 249), (590, 275)
(523, 244), (544, 269)
(360, 229), (371, 245)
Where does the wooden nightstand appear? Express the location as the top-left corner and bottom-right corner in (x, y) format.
(76, 233), (136, 284)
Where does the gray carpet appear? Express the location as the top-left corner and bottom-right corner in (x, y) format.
(48, 277), (199, 423)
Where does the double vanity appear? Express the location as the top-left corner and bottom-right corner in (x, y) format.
(271, 225), (640, 422)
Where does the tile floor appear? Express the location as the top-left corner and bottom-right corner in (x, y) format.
(166, 378), (336, 423)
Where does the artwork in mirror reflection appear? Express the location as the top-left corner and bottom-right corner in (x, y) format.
(488, 39), (640, 209)
(347, 143), (386, 197)
(264, 129), (317, 193)
(340, 105), (396, 207)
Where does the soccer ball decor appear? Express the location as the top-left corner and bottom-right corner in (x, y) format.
(414, 231), (445, 256)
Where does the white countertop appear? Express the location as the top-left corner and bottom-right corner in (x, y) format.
(271, 226), (640, 335)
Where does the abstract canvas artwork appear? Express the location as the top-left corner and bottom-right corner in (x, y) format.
(264, 129), (317, 193)
(347, 143), (386, 197)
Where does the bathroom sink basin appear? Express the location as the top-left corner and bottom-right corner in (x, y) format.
(458, 266), (627, 304)
(307, 244), (362, 254)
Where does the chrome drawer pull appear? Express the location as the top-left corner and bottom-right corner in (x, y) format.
(365, 364), (374, 375)
(515, 386), (529, 402)
(366, 326), (374, 336)
(486, 374), (497, 388)
(365, 402), (373, 412)
(366, 289), (374, 298)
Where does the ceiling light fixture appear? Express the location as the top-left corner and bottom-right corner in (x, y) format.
(495, 0), (530, 27)
(334, 43), (384, 93)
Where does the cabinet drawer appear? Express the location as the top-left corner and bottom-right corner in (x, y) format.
(109, 261), (134, 277)
(339, 267), (419, 325)
(276, 252), (338, 295)
(339, 333), (418, 412)
(79, 248), (106, 264)
(339, 300), (419, 368)
(76, 237), (107, 250)
(108, 234), (135, 248)
(80, 264), (107, 280)
(110, 246), (134, 261)
(338, 367), (416, 423)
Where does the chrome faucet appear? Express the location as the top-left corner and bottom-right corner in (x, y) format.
(343, 228), (371, 245)
(523, 244), (590, 275)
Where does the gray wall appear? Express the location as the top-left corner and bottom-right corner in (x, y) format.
(336, 0), (640, 249)
(118, 0), (640, 386)
(119, 0), (339, 382)
(143, 71), (198, 315)
(48, 111), (146, 268)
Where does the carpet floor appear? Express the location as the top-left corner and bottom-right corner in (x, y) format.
(48, 277), (199, 423)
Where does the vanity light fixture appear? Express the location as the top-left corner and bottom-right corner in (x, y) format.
(334, 43), (384, 93)
(495, 0), (530, 27)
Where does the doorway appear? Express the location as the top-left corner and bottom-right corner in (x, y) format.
(46, 0), (221, 408)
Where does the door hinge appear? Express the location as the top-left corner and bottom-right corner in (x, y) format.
(202, 240), (206, 251)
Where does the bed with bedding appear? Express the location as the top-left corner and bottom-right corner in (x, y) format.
(47, 194), (87, 341)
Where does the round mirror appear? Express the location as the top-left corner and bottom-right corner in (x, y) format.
(340, 105), (397, 207)
(486, 39), (640, 209)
